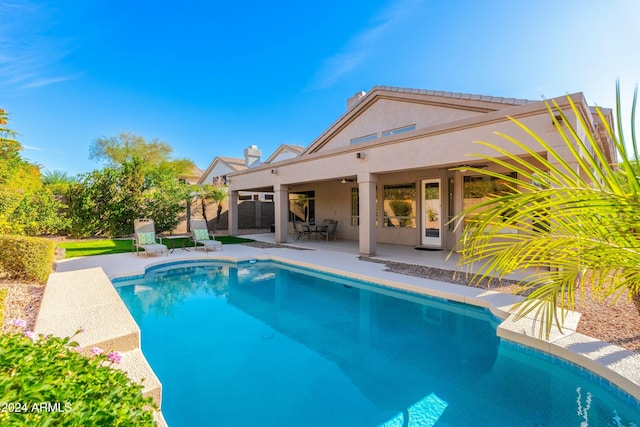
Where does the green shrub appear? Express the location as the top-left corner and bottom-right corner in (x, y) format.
(0, 235), (56, 283)
(0, 325), (156, 426)
(0, 288), (6, 326)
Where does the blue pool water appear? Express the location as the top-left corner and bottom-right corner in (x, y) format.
(114, 261), (640, 426)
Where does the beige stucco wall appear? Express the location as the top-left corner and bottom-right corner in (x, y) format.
(269, 149), (300, 163)
(320, 98), (486, 152)
(231, 106), (563, 192)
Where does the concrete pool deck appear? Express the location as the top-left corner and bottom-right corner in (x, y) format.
(38, 241), (640, 421)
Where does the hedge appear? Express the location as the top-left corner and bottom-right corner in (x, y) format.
(0, 235), (56, 283)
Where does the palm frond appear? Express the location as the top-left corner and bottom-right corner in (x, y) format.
(455, 82), (640, 339)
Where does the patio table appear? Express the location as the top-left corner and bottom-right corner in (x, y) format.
(306, 224), (328, 240)
(160, 235), (190, 253)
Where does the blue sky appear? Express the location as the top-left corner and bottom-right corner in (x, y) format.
(2, 0), (639, 176)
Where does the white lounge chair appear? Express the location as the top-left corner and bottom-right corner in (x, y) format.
(190, 218), (223, 252)
(133, 218), (168, 257)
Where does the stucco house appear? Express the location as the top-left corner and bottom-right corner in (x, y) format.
(178, 165), (205, 185)
(264, 144), (304, 164)
(225, 86), (616, 256)
(198, 145), (274, 201)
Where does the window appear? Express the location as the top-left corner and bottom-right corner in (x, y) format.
(351, 186), (379, 226)
(264, 194), (274, 201)
(239, 195), (253, 201)
(289, 191), (315, 223)
(463, 172), (517, 226)
(463, 173), (516, 200)
(382, 125), (416, 137)
(351, 188), (359, 226)
(351, 134), (378, 144)
(213, 175), (228, 185)
(383, 183), (416, 228)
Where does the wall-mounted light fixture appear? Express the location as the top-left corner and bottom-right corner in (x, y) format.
(356, 152), (366, 159)
(271, 169), (278, 174)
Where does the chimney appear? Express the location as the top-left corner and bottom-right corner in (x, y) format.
(244, 145), (261, 167)
(347, 91), (366, 110)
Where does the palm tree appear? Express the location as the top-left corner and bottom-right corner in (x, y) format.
(41, 169), (77, 185)
(454, 82), (640, 338)
(192, 183), (228, 229)
(209, 184), (228, 228)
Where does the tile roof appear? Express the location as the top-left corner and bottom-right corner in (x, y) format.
(369, 85), (533, 106)
(217, 156), (247, 171)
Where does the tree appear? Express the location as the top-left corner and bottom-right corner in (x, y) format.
(454, 82), (640, 338)
(210, 184), (228, 227)
(66, 159), (187, 237)
(190, 184), (228, 229)
(89, 132), (194, 174)
(0, 109), (66, 235)
(66, 133), (195, 237)
(66, 162), (145, 237)
(41, 169), (77, 196)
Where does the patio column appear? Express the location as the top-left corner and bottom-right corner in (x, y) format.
(358, 173), (377, 256)
(274, 184), (288, 244)
(228, 190), (239, 236)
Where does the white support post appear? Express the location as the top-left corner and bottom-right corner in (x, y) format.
(358, 173), (377, 256)
(274, 184), (289, 244)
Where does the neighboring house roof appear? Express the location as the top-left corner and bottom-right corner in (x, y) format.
(179, 165), (204, 179)
(216, 156), (248, 172)
(303, 85), (534, 155)
(264, 144), (304, 164)
(198, 156), (248, 185)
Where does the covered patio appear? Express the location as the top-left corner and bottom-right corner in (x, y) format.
(243, 231), (457, 268)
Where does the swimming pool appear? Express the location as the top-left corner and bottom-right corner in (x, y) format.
(114, 260), (640, 426)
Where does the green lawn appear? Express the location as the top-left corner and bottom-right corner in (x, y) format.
(57, 236), (254, 258)
(57, 239), (135, 258)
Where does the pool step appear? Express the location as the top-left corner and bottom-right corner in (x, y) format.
(116, 349), (163, 408)
(35, 267), (165, 417)
(35, 267), (140, 352)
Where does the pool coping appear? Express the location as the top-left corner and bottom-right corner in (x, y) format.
(34, 266), (167, 426)
(43, 248), (640, 420)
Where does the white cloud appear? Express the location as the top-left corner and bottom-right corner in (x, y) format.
(22, 144), (43, 151)
(309, 0), (423, 90)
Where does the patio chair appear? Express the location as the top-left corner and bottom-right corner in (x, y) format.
(190, 218), (223, 252)
(133, 218), (168, 257)
(293, 221), (311, 240)
(317, 219), (338, 241)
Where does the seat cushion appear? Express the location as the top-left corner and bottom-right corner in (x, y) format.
(142, 243), (166, 253)
(194, 228), (209, 241)
(137, 232), (156, 245)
